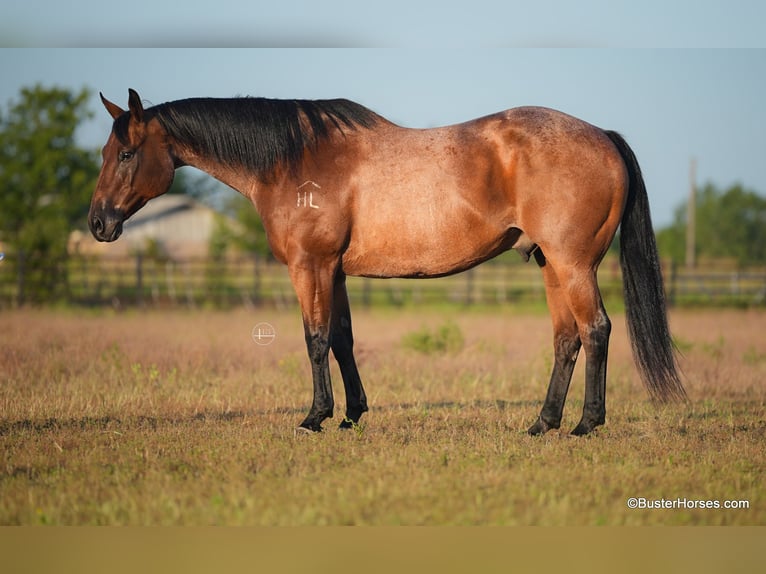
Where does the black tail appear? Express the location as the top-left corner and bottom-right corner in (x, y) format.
(605, 130), (687, 403)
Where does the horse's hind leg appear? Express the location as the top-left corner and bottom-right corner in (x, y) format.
(331, 272), (369, 429)
(570, 294), (611, 436)
(528, 262), (582, 435)
(561, 264), (611, 436)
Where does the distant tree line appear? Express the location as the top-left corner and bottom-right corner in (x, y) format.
(655, 183), (766, 267)
(1, 85), (765, 304)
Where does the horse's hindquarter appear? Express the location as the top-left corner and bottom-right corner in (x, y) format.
(340, 119), (522, 278)
(497, 107), (628, 267)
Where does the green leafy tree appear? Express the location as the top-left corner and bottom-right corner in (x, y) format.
(167, 166), (204, 197)
(205, 193), (273, 306)
(209, 193), (271, 259)
(0, 85), (99, 303)
(656, 182), (766, 267)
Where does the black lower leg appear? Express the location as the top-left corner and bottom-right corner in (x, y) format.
(298, 329), (334, 432)
(528, 335), (581, 435)
(571, 312), (611, 436)
(331, 279), (368, 429)
(334, 331), (368, 429)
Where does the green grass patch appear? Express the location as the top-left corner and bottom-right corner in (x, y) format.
(401, 320), (465, 355)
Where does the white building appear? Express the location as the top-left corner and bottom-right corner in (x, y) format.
(71, 195), (233, 259)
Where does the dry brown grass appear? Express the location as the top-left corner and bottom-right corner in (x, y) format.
(1, 306), (764, 525)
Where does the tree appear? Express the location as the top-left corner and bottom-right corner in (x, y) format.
(656, 182), (766, 267)
(208, 193), (272, 259)
(0, 85), (99, 303)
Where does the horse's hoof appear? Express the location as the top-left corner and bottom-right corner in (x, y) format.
(570, 419), (603, 436)
(339, 417), (357, 430)
(295, 425), (320, 437)
(527, 416), (558, 436)
(570, 424), (591, 436)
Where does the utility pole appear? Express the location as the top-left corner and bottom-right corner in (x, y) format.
(686, 158), (697, 269)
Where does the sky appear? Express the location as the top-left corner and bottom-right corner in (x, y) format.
(1, 4), (766, 228)
(3, 0), (766, 48)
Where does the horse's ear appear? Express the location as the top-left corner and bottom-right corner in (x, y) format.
(127, 89), (145, 123)
(100, 92), (125, 120)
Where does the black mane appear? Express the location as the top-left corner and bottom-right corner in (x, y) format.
(115, 97), (380, 177)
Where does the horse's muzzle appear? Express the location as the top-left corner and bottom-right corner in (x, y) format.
(89, 208), (125, 242)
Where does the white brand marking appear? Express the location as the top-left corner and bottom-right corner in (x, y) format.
(297, 181), (321, 209)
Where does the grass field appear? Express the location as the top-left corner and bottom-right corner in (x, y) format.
(1, 306), (764, 525)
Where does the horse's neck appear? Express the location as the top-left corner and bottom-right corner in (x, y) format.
(174, 145), (262, 203)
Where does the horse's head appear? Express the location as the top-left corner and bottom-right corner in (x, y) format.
(89, 89), (176, 242)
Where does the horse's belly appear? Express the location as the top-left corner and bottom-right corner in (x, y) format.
(341, 220), (512, 278)
(339, 129), (516, 277)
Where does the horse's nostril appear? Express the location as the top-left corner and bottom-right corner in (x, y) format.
(90, 215), (104, 236)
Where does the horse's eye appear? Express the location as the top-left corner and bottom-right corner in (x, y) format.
(119, 150), (135, 162)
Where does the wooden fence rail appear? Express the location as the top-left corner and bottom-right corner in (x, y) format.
(1, 253), (765, 309)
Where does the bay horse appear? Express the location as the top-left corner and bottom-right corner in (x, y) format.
(89, 89), (687, 436)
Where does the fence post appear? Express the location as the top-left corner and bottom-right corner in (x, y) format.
(667, 259), (677, 308)
(16, 250), (25, 307)
(136, 252), (144, 307)
(464, 268), (475, 306)
(362, 277), (371, 308)
(183, 262), (195, 308)
(253, 254), (262, 306)
(79, 256), (89, 305)
(166, 261), (177, 305)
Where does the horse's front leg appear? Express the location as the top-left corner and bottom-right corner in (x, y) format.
(299, 323), (333, 432)
(288, 256), (338, 433)
(331, 272), (368, 429)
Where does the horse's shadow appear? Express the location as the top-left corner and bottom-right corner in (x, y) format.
(0, 399), (541, 437)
